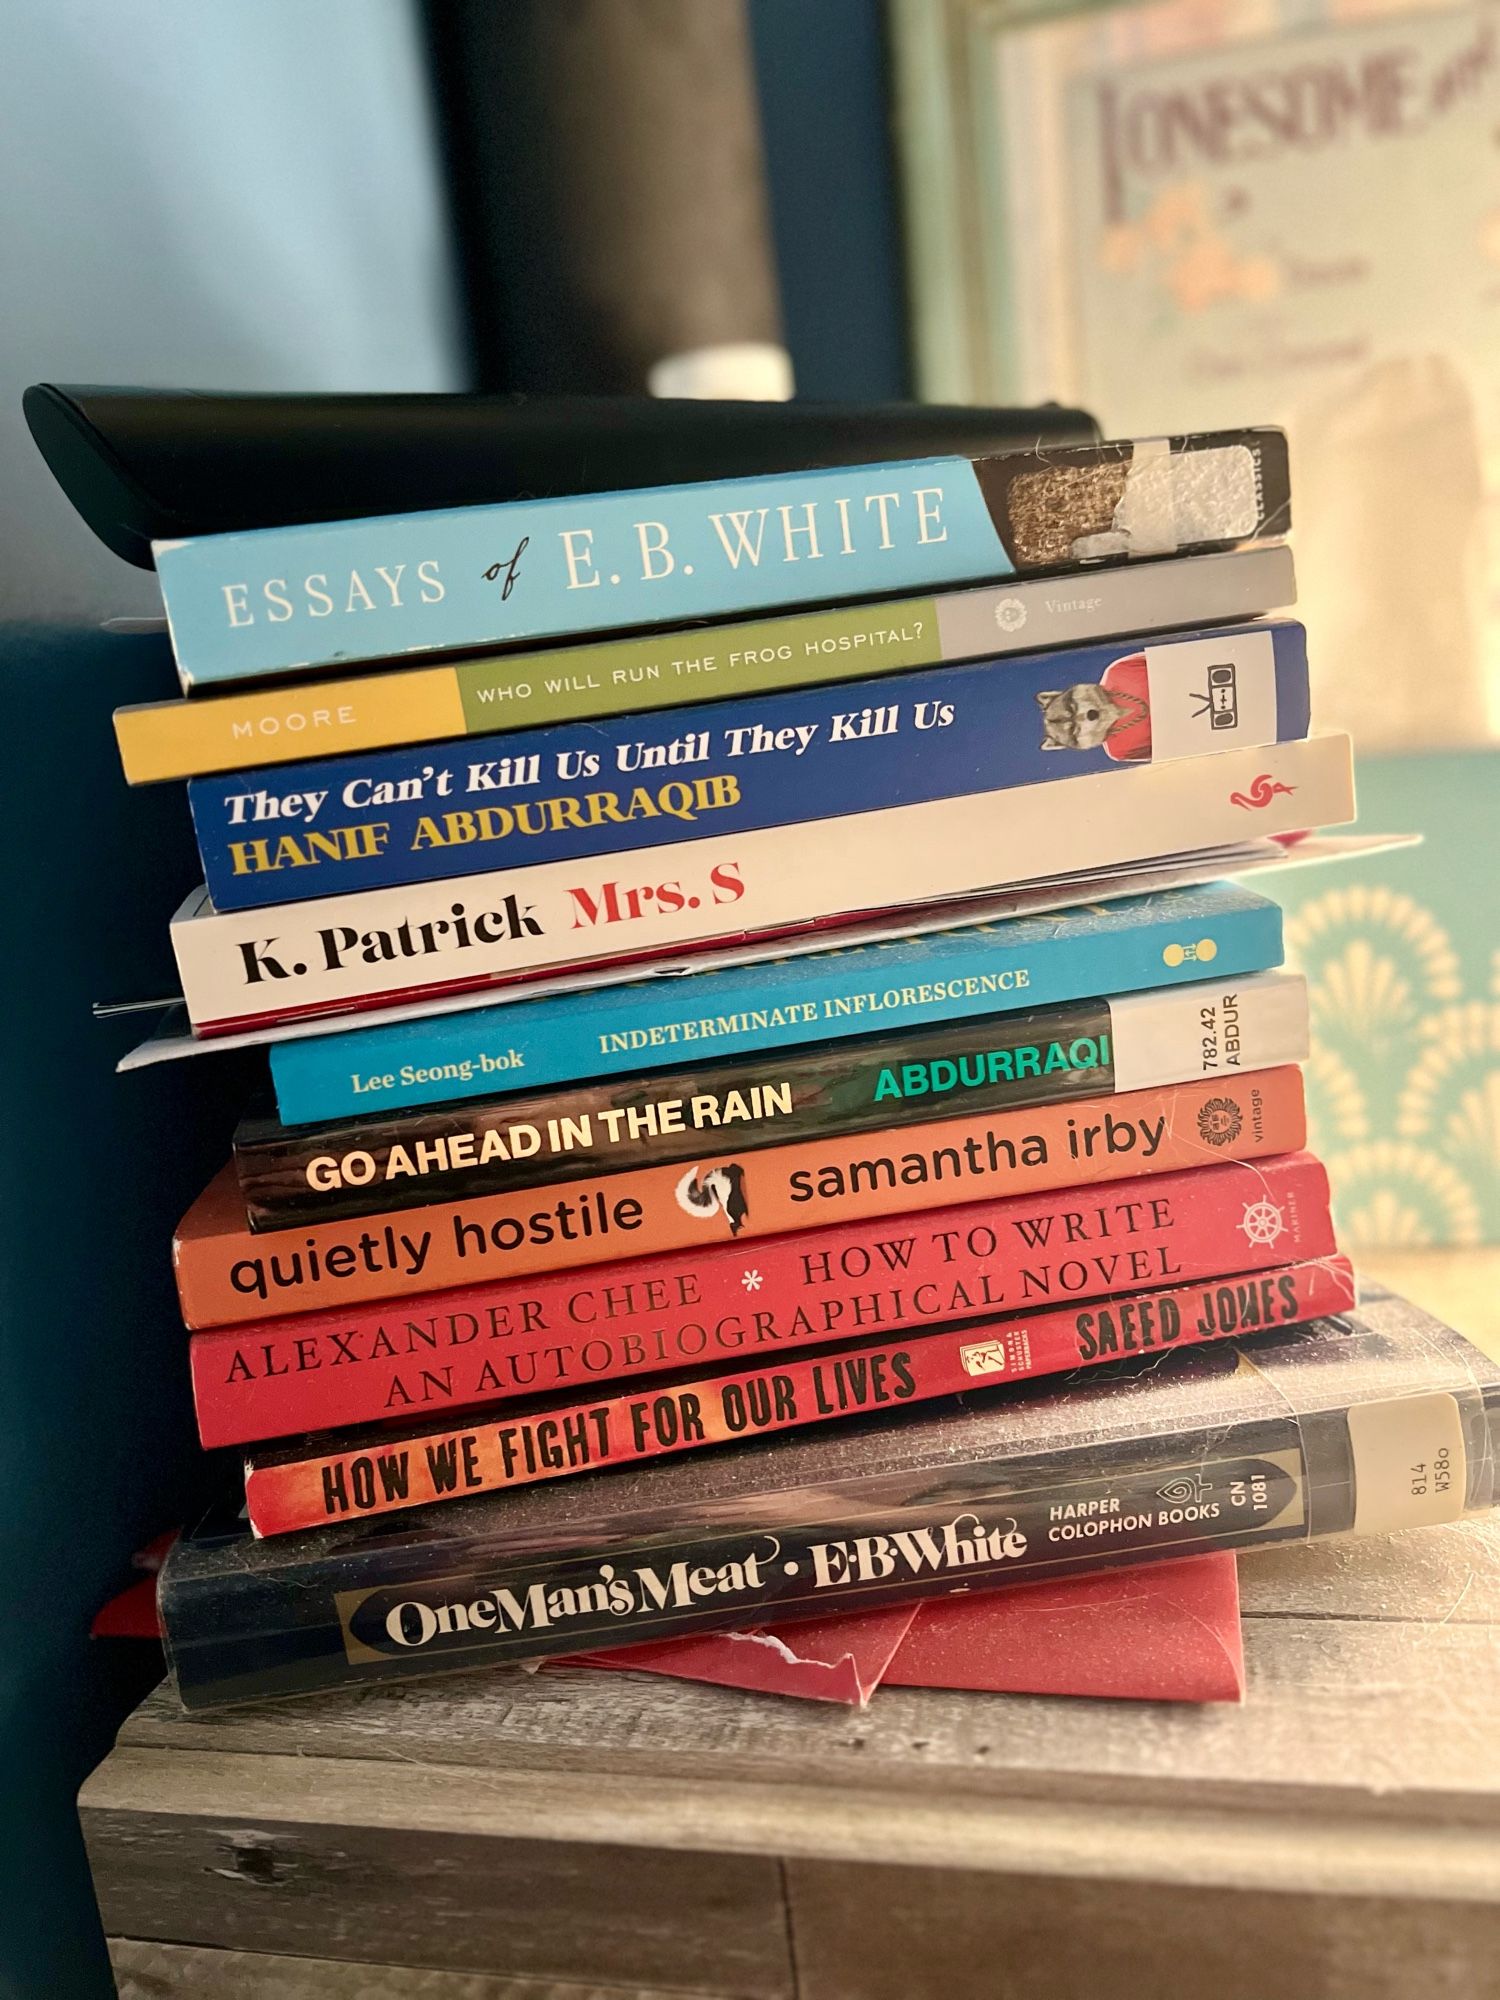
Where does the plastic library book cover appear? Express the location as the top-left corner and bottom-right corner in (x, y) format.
(158, 1287), (1499, 1708)
(241, 1257), (1356, 1537)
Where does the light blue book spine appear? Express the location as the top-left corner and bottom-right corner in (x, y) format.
(152, 430), (1282, 688)
(157, 457), (1006, 689)
(268, 883), (1283, 1127)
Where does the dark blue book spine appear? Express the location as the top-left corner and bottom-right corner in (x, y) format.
(193, 621), (1307, 912)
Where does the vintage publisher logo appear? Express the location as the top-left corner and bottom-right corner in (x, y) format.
(994, 596), (1027, 632)
(959, 1338), (1010, 1377)
(1197, 1096), (1244, 1147)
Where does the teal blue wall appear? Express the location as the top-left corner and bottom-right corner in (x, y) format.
(1, 627), (258, 1996)
(0, 3), (462, 1990)
(1273, 751), (1500, 1247)
(749, 0), (910, 399)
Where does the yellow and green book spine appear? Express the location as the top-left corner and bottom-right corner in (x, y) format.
(114, 544), (1293, 783)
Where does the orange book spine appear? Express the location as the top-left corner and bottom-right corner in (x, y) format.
(174, 1067), (1306, 1329)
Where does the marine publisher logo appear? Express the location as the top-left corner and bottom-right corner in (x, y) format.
(1238, 1198), (1286, 1247)
(1197, 1096), (1244, 1147)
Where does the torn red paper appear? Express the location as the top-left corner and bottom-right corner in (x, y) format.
(91, 1576), (162, 1640)
(569, 1602), (917, 1705)
(567, 1553), (1243, 1706)
(96, 1536), (1242, 1708)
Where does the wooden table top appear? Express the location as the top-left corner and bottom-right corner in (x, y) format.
(89, 1508), (1500, 1893)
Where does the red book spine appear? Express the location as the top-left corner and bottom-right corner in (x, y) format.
(245, 1255), (1357, 1536)
(193, 1150), (1335, 1448)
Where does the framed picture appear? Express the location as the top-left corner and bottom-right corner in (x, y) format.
(892, 0), (1500, 751)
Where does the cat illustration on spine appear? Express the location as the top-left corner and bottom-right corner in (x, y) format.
(1036, 651), (1248, 759)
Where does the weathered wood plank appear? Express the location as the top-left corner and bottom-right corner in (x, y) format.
(786, 1863), (1500, 2000)
(108, 1937), (727, 2000)
(86, 1476), (1500, 1985)
(80, 1729), (1500, 1902)
(88, 1815), (791, 1997)
(97, 1606), (1500, 1831)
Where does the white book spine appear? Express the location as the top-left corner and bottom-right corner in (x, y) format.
(171, 734), (1353, 1033)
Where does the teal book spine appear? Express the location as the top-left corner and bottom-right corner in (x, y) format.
(155, 429), (1288, 689)
(267, 881), (1284, 1127)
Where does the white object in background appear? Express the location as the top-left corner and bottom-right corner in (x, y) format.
(648, 341), (795, 400)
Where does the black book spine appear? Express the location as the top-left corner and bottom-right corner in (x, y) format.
(27, 385), (1099, 570)
(164, 1411), (1318, 1708)
(233, 995), (1126, 1230)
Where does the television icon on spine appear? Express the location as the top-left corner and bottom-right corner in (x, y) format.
(1196, 662), (1240, 730)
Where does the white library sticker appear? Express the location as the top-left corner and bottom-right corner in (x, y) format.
(1107, 969), (1307, 1094)
(1142, 629), (1279, 761)
(1348, 1392), (1469, 1536)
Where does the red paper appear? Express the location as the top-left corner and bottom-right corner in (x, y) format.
(96, 1538), (1243, 1707)
(569, 1554), (1243, 1706)
(569, 1603), (918, 1706)
(91, 1576), (162, 1640)
(884, 1553), (1243, 1702)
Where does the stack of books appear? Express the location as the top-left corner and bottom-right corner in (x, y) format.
(98, 427), (1498, 1709)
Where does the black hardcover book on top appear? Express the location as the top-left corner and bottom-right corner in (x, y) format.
(24, 386), (1099, 567)
(158, 1289), (1500, 1710)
